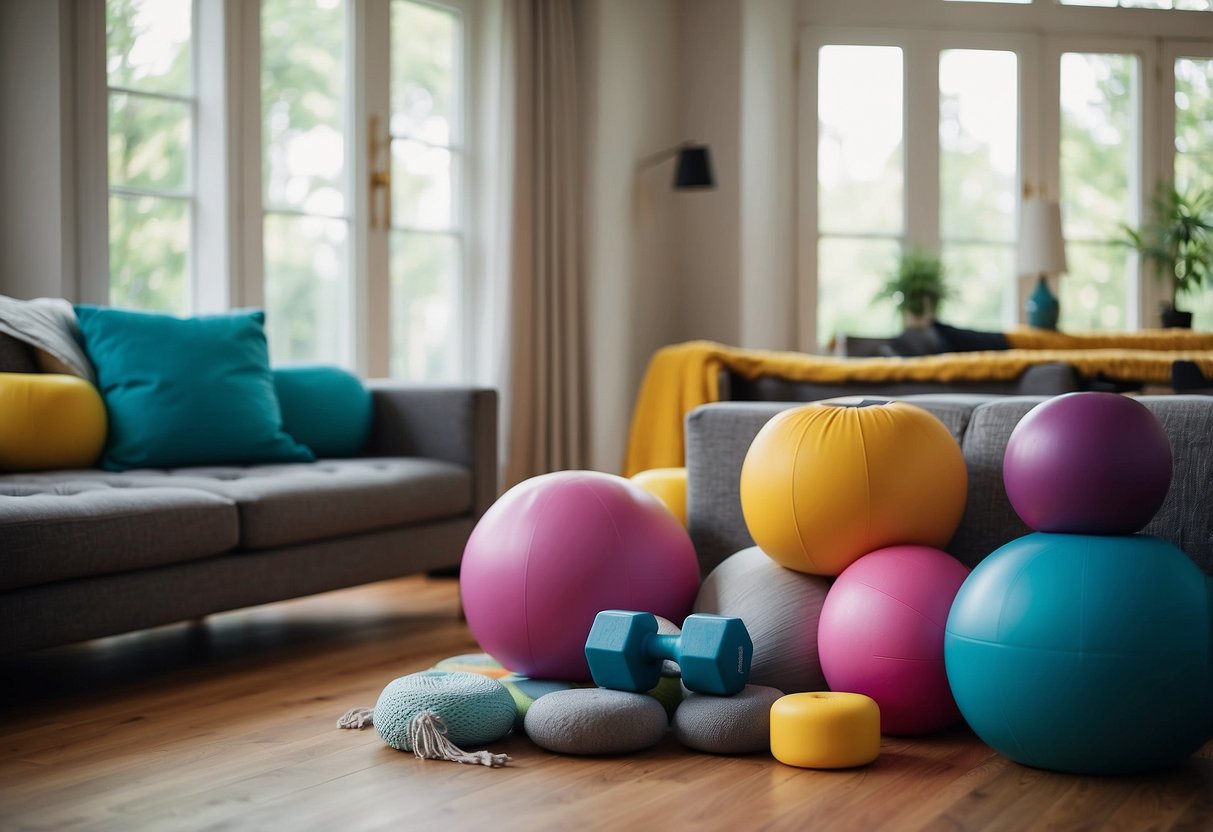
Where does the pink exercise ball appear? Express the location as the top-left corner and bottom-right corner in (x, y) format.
(818, 545), (970, 735)
(460, 470), (700, 681)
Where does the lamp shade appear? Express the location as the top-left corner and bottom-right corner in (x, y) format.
(674, 145), (715, 189)
(1017, 199), (1068, 276)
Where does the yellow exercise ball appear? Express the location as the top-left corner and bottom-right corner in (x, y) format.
(740, 400), (966, 576)
(629, 467), (687, 527)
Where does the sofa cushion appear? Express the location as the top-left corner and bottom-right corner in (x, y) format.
(0, 479), (239, 591)
(85, 458), (474, 550)
(950, 399), (1040, 568)
(74, 306), (314, 471)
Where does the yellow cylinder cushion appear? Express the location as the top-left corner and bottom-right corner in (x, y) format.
(0, 373), (106, 471)
(770, 691), (881, 769)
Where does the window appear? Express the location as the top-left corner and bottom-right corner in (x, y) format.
(261, 0), (351, 366)
(804, 1), (1213, 338)
(1173, 52), (1213, 328)
(816, 45), (904, 343)
(105, 0), (193, 314)
(98, 0), (476, 378)
(939, 49), (1019, 331)
(1058, 52), (1140, 331)
(389, 0), (465, 381)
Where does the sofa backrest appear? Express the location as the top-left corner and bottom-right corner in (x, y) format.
(685, 394), (1213, 578)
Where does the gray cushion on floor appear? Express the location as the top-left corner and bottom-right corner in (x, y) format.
(524, 689), (668, 755)
(6, 458), (472, 550)
(673, 685), (784, 754)
(0, 481), (238, 590)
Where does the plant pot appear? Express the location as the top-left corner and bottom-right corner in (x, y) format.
(902, 300), (937, 331)
(1160, 303), (1193, 329)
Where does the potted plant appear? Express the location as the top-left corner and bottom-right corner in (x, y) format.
(1120, 184), (1213, 328)
(878, 248), (952, 329)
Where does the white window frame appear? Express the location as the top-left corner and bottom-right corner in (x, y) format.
(798, 0), (1213, 342)
(80, 0), (478, 380)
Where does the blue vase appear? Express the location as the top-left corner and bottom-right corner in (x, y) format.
(1025, 276), (1059, 329)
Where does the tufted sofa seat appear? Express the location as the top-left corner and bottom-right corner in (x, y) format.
(0, 384), (497, 653)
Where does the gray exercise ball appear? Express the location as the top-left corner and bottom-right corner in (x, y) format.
(694, 546), (831, 694)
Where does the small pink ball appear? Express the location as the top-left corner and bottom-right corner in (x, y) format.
(818, 545), (970, 735)
(460, 471), (700, 681)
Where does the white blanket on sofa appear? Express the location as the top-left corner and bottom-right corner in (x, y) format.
(0, 295), (95, 383)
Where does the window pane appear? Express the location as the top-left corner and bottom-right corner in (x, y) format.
(391, 0), (458, 145)
(1058, 242), (1129, 330)
(941, 244), (1013, 331)
(818, 46), (904, 236)
(391, 231), (460, 381)
(108, 92), (190, 192)
(1060, 53), (1137, 242)
(817, 237), (901, 347)
(391, 140), (453, 230)
(1060, 53), (1138, 331)
(108, 194), (189, 313)
(1175, 57), (1213, 195)
(262, 0), (347, 215)
(106, 0), (192, 94)
(263, 213), (351, 366)
(940, 50), (1018, 242)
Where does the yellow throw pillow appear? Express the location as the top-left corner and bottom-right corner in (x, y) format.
(0, 373), (106, 471)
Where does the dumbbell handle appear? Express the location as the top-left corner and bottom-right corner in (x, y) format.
(644, 633), (681, 662)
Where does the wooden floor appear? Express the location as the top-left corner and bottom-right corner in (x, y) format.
(1, 577), (1211, 832)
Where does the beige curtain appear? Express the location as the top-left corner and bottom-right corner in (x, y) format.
(502, 0), (586, 486)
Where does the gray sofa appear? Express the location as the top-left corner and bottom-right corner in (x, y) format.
(0, 382), (497, 654)
(686, 394), (1213, 577)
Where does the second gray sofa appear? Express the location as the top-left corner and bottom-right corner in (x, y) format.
(686, 394), (1213, 577)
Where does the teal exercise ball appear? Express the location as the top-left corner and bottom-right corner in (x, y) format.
(945, 532), (1213, 775)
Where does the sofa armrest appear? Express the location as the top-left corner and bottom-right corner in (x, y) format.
(365, 383), (498, 519)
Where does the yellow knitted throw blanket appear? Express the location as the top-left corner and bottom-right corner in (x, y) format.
(622, 339), (1213, 476)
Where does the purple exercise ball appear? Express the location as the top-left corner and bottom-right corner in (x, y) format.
(460, 470), (700, 681)
(1002, 392), (1172, 535)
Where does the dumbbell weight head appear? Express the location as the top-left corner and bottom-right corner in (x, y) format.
(678, 613), (753, 696)
(585, 610), (753, 696)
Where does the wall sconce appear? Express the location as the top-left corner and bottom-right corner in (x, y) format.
(638, 142), (716, 190)
(1018, 198), (1068, 330)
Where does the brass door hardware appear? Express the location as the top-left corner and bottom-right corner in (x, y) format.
(369, 114), (392, 229)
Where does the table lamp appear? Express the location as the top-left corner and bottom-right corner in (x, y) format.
(1017, 198), (1067, 330)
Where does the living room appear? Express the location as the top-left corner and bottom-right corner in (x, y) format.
(2, 0), (1213, 828)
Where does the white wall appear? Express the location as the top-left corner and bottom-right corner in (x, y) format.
(739, 0), (799, 351)
(577, 0), (682, 473)
(676, 0), (741, 347)
(0, 0), (77, 301)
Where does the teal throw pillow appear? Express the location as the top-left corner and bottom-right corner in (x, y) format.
(75, 306), (315, 471)
(273, 365), (372, 458)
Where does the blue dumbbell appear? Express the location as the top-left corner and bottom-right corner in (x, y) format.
(584, 610), (753, 696)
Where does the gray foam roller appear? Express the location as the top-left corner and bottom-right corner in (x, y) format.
(694, 546), (831, 694)
(524, 688), (668, 755)
(672, 684), (784, 754)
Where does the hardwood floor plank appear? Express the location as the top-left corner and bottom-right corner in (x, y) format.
(2, 576), (1211, 831)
